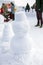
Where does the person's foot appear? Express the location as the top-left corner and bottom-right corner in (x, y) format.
(40, 25), (42, 28)
(12, 18), (15, 21)
(35, 24), (39, 27)
(4, 19), (9, 22)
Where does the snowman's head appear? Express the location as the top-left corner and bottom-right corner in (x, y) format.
(12, 11), (30, 37)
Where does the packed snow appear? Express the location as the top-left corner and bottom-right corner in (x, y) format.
(0, 8), (43, 65)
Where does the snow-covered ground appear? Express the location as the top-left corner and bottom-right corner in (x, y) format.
(0, 8), (43, 65)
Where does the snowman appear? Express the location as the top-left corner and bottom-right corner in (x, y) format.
(0, 14), (4, 23)
(0, 14), (4, 39)
(10, 11), (31, 65)
(1, 22), (14, 53)
(2, 22), (14, 42)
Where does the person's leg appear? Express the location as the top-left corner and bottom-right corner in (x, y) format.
(4, 14), (9, 22)
(35, 11), (39, 26)
(10, 12), (13, 19)
(12, 13), (15, 20)
(10, 13), (15, 20)
(40, 12), (42, 28)
(25, 8), (27, 12)
(28, 9), (29, 12)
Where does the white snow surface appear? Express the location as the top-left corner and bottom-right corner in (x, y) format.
(0, 9), (43, 65)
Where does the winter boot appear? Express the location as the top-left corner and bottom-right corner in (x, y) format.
(35, 20), (39, 27)
(40, 20), (42, 28)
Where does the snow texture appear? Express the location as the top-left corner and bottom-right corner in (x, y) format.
(0, 8), (43, 65)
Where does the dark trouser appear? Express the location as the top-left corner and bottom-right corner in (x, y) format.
(4, 14), (8, 19)
(25, 8), (29, 12)
(36, 10), (42, 26)
(3, 12), (10, 20)
(10, 12), (15, 20)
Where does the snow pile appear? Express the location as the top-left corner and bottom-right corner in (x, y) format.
(0, 14), (4, 23)
(0, 24), (4, 38)
(11, 11), (30, 53)
(15, 11), (28, 21)
(25, 9), (36, 17)
(0, 9), (43, 65)
(2, 23), (14, 42)
(25, 9), (43, 65)
(10, 11), (31, 65)
(16, 6), (25, 12)
(12, 11), (30, 37)
(0, 15), (4, 38)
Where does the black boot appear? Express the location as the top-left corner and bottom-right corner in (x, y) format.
(40, 20), (42, 28)
(40, 24), (42, 28)
(40, 25), (42, 28)
(35, 20), (39, 27)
